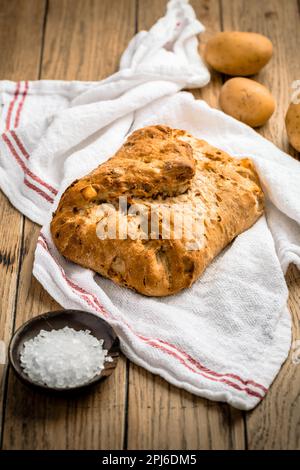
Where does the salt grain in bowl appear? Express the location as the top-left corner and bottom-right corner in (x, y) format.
(20, 326), (113, 388)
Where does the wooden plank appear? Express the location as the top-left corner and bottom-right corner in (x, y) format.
(126, 0), (245, 450)
(191, 0), (224, 106)
(2, 0), (135, 450)
(41, 0), (136, 80)
(127, 363), (245, 450)
(0, 0), (46, 447)
(0, 0), (46, 81)
(221, 0), (300, 449)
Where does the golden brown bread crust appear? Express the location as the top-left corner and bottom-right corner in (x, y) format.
(51, 125), (264, 296)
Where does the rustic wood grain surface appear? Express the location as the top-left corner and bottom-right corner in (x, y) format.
(0, 0), (299, 450)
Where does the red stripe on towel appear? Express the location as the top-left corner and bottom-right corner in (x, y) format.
(154, 338), (268, 393)
(10, 130), (30, 159)
(8, 130), (58, 195)
(2, 133), (57, 200)
(24, 178), (54, 203)
(14, 81), (29, 128)
(5, 82), (20, 130)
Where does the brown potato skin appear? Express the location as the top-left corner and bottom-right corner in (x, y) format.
(205, 31), (273, 76)
(285, 103), (300, 151)
(219, 77), (275, 128)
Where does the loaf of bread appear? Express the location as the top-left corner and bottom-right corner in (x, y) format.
(51, 125), (264, 296)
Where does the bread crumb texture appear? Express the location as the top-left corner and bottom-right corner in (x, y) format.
(51, 125), (264, 296)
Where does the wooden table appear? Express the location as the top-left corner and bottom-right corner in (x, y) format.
(0, 0), (299, 450)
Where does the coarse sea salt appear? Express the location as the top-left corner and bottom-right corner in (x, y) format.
(20, 326), (112, 388)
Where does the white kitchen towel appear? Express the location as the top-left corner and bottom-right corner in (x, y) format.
(0, 0), (299, 410)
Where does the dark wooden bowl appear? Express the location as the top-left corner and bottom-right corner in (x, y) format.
(8, 309), (120, 392)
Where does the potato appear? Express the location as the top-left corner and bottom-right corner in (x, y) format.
(285, 103), (300, 151)
(220, 77), (275, 127)
(205, 32), (273, 76)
